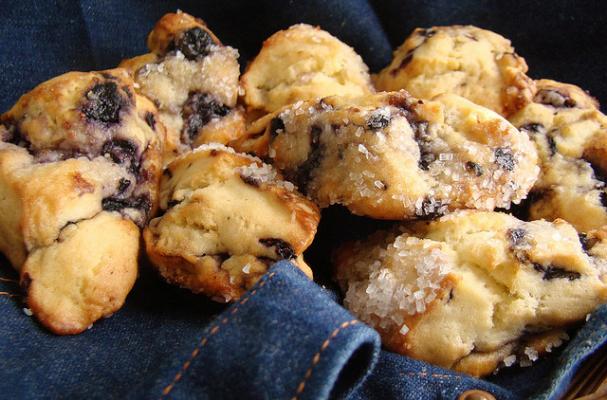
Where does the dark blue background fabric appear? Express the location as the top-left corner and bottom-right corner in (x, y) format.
(1, 1), (607, 399)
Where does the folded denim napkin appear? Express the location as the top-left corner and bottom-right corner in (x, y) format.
(1, 1), (606, 399)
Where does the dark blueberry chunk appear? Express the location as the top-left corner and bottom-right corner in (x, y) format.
(167, 199), (181, 208)
(519, 123), (545, 135)
(310, 125), (322, 145)
(291, 145), (324, 193)
(600, 191), (607, 208)
(465, 161), (484, 176)
(578, 233), (590, 253)
(418, 28), (436, 38)
(2, 123), (31, 148)
(412, 121), (434, 170)
(584, 159), (607, 186)
(416, 197), (448, 219)
(494, 147), (516, 171)
(533, 263), (581, 281)
(367, 111), (391, 130)
(534, 89), (576, 108)
(391, 52), (414, 76)
(82, 82), (124, 124)
(547, 135), (557, 156)
(507, 228), (528, 248)
(145, 112), (156, 130)
(102, 139), (139, 174)
(269, 117), (285, 139)
(102, 194), (151, 213)
(182, 93), (230, 142)
(240, 173), (260, 187)
(117, 178), (131, 194)
(259, 238), (295, 259)
(163, 169), (173, 178)
(173, 27), (214, 60)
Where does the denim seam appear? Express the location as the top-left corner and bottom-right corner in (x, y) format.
(405, 372), (464, 380)
(0, 277), (18, 283)
(0, 291), (19, 298)
(159, 271), (278, 398)
(291, 319), (360, 400)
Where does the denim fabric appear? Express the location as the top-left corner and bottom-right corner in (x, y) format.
(1, 1), (607, 399)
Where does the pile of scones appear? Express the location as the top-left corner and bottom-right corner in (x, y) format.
(1, 11), (606, 377)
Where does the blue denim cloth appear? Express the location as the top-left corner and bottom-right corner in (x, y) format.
(1, 1), (607, 399)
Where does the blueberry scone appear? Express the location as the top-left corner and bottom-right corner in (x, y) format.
(334, 211), (607, 376)
(143, 144), (319, 302)
(374, 26), (535, 117)
(0, 69), (163, 334)
(235, 91), (538, 220)
(240, 24), (374, 115)
(509, 79), (607, 232)
(120, 12), (244, 162)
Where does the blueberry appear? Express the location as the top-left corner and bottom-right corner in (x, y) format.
(367, 111), (391, 130)
(259, 238), (295, 259)
(578, 233), (590, 252)
(82, 82), (124, 124)
(532, 263), (581, 281)
(102, 139), (139, 174)
(182, 93), (230, 142)
(102, 194), (151, 213)
(413, 121), (434, 170)
(534, 89), (576, 108)
(494, 147), (516, 171)
(519, 123), (545, 135)
(173, 27), (214, 60)
(507, 228), (528, 248)
(465, 161), (484, 176)
(270, 117), (285, 139)
(547, 135), (557, 156)
(117, 178), (131, 194)
(145, 112), (156, 130)
(416, 197), (447, 219)
(310, 125), (322, 146)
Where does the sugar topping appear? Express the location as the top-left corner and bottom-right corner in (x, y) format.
(237, 160), (296, 192)
(343, 235), (452, 333)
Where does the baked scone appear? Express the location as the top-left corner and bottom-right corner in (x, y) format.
(143, 144), (320, 302)
(240, 24), (374, 114)
(0, 69), (163, 334)
(120, 11), (244, 162)
(374, 26), (535, 117)
(334, 210), (607, 376)
(509, 79), (607, 232)
(234, 91), (538, 220)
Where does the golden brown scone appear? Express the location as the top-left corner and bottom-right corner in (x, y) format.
(144, 144), (319, 302)
(120, 11), (244, 162)
(509, 79), (607, 232)
(374, 26), (535, 116)
(234, 91), (538, 220)
(0, 69), (163, 334)
(240, 24), (374, 114)
(334, 211), (607, 377)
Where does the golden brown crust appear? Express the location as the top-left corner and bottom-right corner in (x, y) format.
(334, 211), (607, 376)
(241, 24), (373, 114)
(374, 26), (535, 116)
(24, 212), (139, 335)
(120, 12), (243, 163)
(144, 144), (319, 301)
(0, 69), (162, 334)
(146, 12), (221, 55)
(235, 91), (538, 220)
(509, 79), (607, 232)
